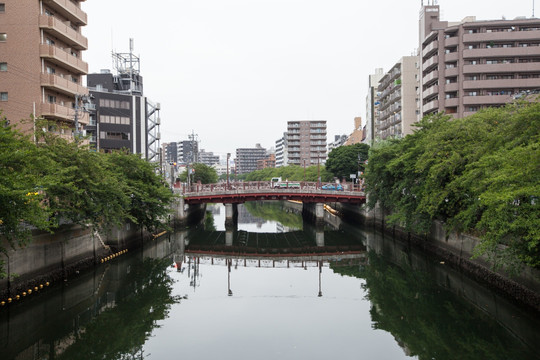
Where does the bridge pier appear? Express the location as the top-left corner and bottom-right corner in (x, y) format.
(302, 202), (325, 227)
(172, 197), (186, 228)
(224, 203), (238, 230)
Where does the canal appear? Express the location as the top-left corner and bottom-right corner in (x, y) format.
(1, 201), (539, 359)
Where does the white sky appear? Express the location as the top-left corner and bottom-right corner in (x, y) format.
(82, 0), (535, 155)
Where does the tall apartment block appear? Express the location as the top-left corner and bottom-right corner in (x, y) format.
(198, 149), (220, 166)
(377, 56), (418, 140)
(275, 133), (288, 167)
(286, 120), (327, 166)
(364, 68), (384, 144)
(0, 0), (89, 136)
(420, 4), (540, 118)
(235, 144), (267, 174)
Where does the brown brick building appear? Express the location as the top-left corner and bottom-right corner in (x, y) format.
(0, 0), (88, 137)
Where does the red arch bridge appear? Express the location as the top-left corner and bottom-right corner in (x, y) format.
(172, 181), (366, 227)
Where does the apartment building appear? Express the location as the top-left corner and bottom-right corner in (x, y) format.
(364, 68), (384, 144)
(0, 0), (89, 137)
(420, 5), (540, 118)
(286, 120), (327, 166)
(235, 144), (267, 174)
(257, 153), (276, 170)
(275, 133), (288, 167)
(198, 149), (220, 166)
(377, 56), (418, 140)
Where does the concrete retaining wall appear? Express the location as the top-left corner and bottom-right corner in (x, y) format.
(337, 202), (540, 311)
(0, 223), (148, 299)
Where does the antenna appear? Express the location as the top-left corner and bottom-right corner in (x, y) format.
(533, 0), (536, 17)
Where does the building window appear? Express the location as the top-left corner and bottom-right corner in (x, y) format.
(0, 33), (6, 42)
(0, 4), (5, 12)
(46, 38), (55, 46)
(46, 66), (55, 74)
(47, 95), (56, 103)
(0, 92), (7, 101)
(0, 62), (6, 71)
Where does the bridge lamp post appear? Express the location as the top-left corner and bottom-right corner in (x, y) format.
(226, 153), (230, 190)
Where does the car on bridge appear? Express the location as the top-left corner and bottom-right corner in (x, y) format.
(321, 183), (343, 191)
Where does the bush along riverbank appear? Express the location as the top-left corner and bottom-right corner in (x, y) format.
(364, 101), (540, 273)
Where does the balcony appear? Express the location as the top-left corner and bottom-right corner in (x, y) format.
(463, 62), (540, 74)
(462, 94), (510, 106)
(423, 99), (439, 113)
(443, 67), (459, 77)
(463, 46), (540, 58)
(39, 15), (88, 50)
(40, 102), (89, 124)
(422, 40), (438, 58)
(444, 52), (459, 62)
(422, 55), (438, 72)
(41, 73), (88, 96)
(423, 85), (439, 100)
(40, 44), (88, 74)
(463, 29), (540, 43)
(43, 0), (87, 25)
(444, 36), (460, 47)
(444, 82), (459, 92)
(423, 70), (439, 85)
(462, 78), (532, 89)
(444, 97), (459, 107)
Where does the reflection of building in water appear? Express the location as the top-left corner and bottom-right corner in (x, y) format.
(237, 205), (265, 227)
(276, 223), (293, 233)
(206, 204), (221, 216)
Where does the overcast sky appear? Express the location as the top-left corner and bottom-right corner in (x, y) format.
(82, 0), (534, 155)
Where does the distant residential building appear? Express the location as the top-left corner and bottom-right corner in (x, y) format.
(257, 153), (276, 170)
(235, 144), (267, 174)
(345, 117), (363, 145)
(365, 68), (384, 145)
(376, 56), (418, 140)
(419, 4), (540, 118)
(164, 142), (178, 164)
(198, 149), (220, 166)
(286, 121), (327, 166)
(275, 134), (289, 167)
(178, 140), (198, 164)
(328, 135), (348, 153)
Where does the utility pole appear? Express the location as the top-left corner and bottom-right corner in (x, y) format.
(73, 94), (93, 143)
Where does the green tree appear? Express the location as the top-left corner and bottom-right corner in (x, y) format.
(364, 102), (540, 270)
(178, 163), (218, 184)
(325, 143), (369, 180)
(0, 116), (54, 250)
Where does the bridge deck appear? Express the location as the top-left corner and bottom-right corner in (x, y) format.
(178, 181), (365, 204)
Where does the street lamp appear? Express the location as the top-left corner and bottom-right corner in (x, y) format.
(226, 153), (230, 190)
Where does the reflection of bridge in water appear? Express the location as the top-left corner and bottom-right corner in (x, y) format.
(182, 228), (366, 258)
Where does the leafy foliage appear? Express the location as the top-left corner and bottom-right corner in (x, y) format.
(177, 163), (218, 184)
(0, 117), (175, 263)
(325, 143), (369, 180)
(365, 102), (540, 269)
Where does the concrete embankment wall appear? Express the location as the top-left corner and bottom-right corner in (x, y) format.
(337, 203), (540, 312)
(0, 223), (147, 299)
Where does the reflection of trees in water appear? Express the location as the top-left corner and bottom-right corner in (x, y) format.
(204, 210), (217, 231)
(332, 252), (538, 360)
(243, 201), (302, 230)
(56, 258), (180, 360)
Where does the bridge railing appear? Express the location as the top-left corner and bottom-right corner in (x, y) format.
(179, 181), (365, 195)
